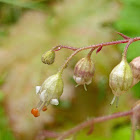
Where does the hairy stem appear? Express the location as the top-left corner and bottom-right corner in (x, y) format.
(59, 37), (140, 73)
(51, 45), (77, 51)
(123, 38), (134, 60)
(87, 48), (96, 58)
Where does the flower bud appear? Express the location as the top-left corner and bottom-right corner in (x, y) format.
(130, 56), (140, 87)
(41, 50), (55, 65)
(109, 57), (133, 106)
(73, 57), (95, 87)
(31, 72), (63, 117)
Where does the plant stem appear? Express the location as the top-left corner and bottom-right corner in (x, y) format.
(57, 110), (133, 140)
(123, 38), (134, 60)
(59, 37), (140, 73)
(35, 130), (60, 140)
(51, 45), (77, 51)
(87, 48), (96, 58)
(131, 115), (136, 140)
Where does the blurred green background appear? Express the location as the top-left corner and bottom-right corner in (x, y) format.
(0, 0), (140, 140)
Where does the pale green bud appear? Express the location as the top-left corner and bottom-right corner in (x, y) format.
(31, 72), (63, 117)
(41, 50), (55, 65)
(39, 72), (64, 102)
(109, 58), (133, 97)
(73, 57), (95, 86)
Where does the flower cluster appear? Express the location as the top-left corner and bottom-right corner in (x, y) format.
(31, 34), (140, 117)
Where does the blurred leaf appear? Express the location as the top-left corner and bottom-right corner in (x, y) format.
(97, 77), (107, 101)
(112, 126), (140, 140)
(0, 106), (15, 140)
(115, 0), (140, 36)
(0, 30), (8, 37)
(77, 131), (108, 140)
(76, 126), (140, 140)
(58, 100), (71, 109)
(114, 0), (140, 60)
(0, 72), (7, 85)
(131, 83), (140, 98)
(0, 91), (4, 102)
(0, 5), (22, 25)
(0, 0), (46, 10)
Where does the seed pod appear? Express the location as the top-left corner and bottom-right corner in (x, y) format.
(41, 50), (55, 65)
(130, 56), (140, 87)
(109, 57), (133, 106)
(73, 56), (95, 87)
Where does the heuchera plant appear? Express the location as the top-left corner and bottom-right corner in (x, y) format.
(31, 32), (140, 140)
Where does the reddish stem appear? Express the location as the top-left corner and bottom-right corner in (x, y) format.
(57, 110), (133, 140)
(52, 45), (77, 51)
(59, 36), (140, 73)
(123, 39), (134, 60)
(87, 124), (94, 135)
(35, 130), (60, 140)
(40, 33), (140, 140)
(116, 32), (130, 40)
(37, 106), (140, 140)
(37, 110), (134, 140)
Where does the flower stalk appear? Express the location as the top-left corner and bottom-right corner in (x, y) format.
(58, 36), (140, 73)
(36, 108), (136, 140)
(34, 32), (140, 139)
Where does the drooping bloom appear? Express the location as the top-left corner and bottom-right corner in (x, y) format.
(31, 72), (63, 117)
(73, 56), (95, 90)
(109, 56), (133, 106)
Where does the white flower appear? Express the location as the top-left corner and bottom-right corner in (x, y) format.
(31, 72), (63, 117)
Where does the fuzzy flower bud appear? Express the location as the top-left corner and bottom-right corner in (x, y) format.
(73, 56), (95, 89)
(41, 50), (55, 65)
(109, 57), (133, 106)
(31, 72), (63, 117)
(130, 56), (140, 87)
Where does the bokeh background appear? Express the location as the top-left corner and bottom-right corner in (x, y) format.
(0, 0), (140, 140)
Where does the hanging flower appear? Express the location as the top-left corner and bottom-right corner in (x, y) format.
(73, 56), (95, 90)
(31, 72), (64, 117)
(109, 56), (133, 107)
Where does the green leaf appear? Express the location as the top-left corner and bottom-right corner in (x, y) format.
(0, 0), (47, 10)
(0, 106), (15, 140)
(112, 126), (140, 140)
(0, 91), (4, 102)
